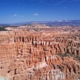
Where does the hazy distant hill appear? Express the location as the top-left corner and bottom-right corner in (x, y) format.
(0, 20), (80, 27)
(12, 20), (80, 27)
(0, 24), (10, 27)
(44, 20), (80, 27)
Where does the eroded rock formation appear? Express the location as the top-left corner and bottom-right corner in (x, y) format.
(0, 25), (80, 80)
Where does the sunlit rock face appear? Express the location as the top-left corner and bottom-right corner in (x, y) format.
(0, 25), (80, 80)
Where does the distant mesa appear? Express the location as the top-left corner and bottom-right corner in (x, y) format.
(0, 20), (80, 27)
(25, 23), (50, 28)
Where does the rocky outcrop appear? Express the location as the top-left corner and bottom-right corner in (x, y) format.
(0, 26), (80, 80)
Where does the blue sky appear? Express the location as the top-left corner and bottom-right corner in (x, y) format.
(0, 0), (80, 23)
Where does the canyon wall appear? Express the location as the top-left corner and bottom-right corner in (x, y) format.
(0, 26), (80, 80)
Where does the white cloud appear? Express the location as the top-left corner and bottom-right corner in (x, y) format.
(13, 14), (17, 17)
(33, 13), (39, 16)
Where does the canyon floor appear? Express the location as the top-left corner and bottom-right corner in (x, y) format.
(0, 24), (80, 80)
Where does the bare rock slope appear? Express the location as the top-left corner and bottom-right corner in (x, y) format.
(0, 25), (80, 80)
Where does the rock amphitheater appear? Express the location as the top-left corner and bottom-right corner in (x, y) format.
(0, 24), (80, 80)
